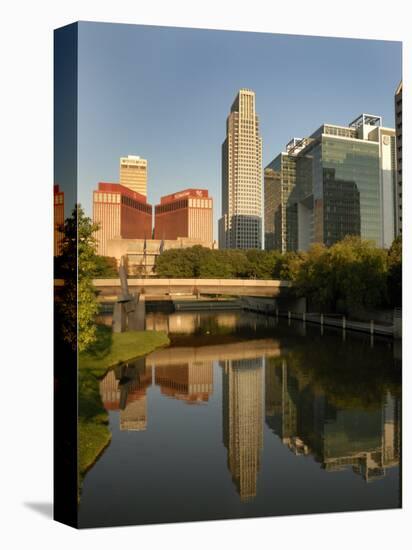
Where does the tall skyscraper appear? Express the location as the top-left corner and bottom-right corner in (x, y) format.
(154, 188), (213, 245)
(395, 81), (402, 236)
(119, 155), (148, 196)
(93, 182), (152, 256)
(265, 114), (397, 251)
(219, 89), (263, 249)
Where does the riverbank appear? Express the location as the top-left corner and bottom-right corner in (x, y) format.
(241, 297), (398, 338)
(78, 325), (170, 493)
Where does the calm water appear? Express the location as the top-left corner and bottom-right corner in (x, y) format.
(78, 311), (401, 528)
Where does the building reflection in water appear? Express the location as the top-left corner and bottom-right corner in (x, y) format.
(265, 358), (401, 482)
(221, 358), (264, 502)
(99, 358), (151, 431)
(98, 326), (400, 503)
(145, 311), (277, 335)
(154, 362), (214, 404)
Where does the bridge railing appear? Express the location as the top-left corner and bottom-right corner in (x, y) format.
(241, 298), (394, 337)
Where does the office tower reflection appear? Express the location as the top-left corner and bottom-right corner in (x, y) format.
(99, 358), (152, 431)
(265, 357), (401, 480)
(222, 358), (264, 502)
(154, 362), (213, 404)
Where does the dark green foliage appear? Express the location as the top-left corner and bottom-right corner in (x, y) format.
(93, 256), (119, 278)
(294, 236), (390, 314)
(154, 246), (283, 280)
(153, 236), (402, 313)
(387, 236), (402, 307)
(58, 205), (101, 352)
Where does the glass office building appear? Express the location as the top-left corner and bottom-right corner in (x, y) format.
(264, 153), (297, 252)
(264, 115), (396, 251)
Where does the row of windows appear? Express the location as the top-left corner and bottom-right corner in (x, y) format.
(188, 198), (212, 208)
(156, 198), (213, 213)
(156, 199), (188, 213)
(121, 196), (152, 214)
(94, 192), (121, 204)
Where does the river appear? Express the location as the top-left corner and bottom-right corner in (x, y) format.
(78, 309), (401, 528)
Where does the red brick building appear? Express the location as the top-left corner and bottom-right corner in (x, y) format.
(93, 182), (152, 256)
(154, 188), (213, 244)
(54, 184), (65, 256)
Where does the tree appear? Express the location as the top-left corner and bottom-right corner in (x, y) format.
(93, 256), (118, 278)
(154, 248), (195, 278)
(293, 236), (389, 314)
(387, 236), (402, 307)
(58, 205), (100, 352)
(330, 236), (388, 313)
(244, 249), (280, 279)
(293, 244), (335, 310)
(276, 251), (306, 283)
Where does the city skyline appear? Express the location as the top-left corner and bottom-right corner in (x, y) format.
(73, 22), (401, 238)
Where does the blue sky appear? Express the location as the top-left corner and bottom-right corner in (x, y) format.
(77, 22), (401, 236)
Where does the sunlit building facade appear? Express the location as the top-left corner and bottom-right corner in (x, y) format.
(219, 89), (263, 249)
(154, 188), (213, 244)
(107, 236), (215, 276)
(119, 155), (148, 196)
(93, 182), (152, 256)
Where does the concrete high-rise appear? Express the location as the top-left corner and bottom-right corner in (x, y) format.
(395, 81), (402, 236)
(154, 188), (213, 245)
(93, 182), (152, 256)
(119, 155), (148, 196)
(219, 89), (263, 249)
(265, 114), (397, 251)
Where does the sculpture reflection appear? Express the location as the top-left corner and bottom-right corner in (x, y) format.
(99, 358), (151, 431)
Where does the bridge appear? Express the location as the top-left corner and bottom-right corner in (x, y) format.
(93, 278), (291, 298)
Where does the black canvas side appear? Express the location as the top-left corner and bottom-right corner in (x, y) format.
(53, 22), (79, 529)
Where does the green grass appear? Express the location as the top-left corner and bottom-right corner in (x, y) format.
(78, 325), (169, 494)
(79, 325), (170, 376)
